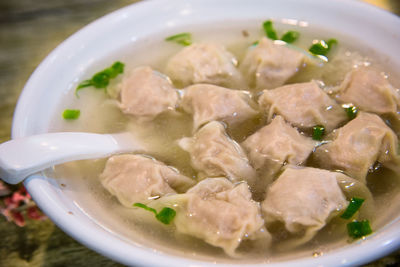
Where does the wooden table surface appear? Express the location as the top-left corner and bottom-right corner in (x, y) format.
(0, 0), (399, 266)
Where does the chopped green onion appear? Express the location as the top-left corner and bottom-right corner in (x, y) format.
(262, 20), (278, 40)
(106, 61), (124, 78)
(345, 105), (358, 120)
(75, 61), (124, 96)
(134, 202), (176, 225)
(309, 39), (338, 56)
(91, 72), (110, 88)
(347, 220), (372, 239)
(281, 31), (300, 43)
(262, 20), (300, 44)
(251, 40), (259, 46)
(312, 125), (325, 141)
(75, 80), (92, 90)
(155, 207), (176, 225)
(165, 32), (192, 46)
(341, 197), (365, 219)
(62, 109), (80, 120)
(133, 203), (157, 215)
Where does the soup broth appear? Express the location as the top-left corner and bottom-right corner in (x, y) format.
(46, 20), (400, 263)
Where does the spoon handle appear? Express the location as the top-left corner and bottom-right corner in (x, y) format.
(0, 132), (142, 184)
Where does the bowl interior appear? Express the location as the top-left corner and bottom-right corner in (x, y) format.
(12, 0), (400, 266)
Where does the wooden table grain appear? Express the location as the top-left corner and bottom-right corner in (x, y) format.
(0, 1), (399, 266)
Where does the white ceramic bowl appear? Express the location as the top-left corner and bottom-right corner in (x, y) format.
(12, 0), (400, 266)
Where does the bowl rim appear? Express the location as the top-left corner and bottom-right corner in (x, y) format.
(12, 0), (400, 266)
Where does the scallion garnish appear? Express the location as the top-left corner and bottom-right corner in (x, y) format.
(312, 125), (325, 141)
(345, 105), (358, 120)
(340, 197), (365, 219)
(281, 30), (300, 43)
(75, 61), (124, 96)
(155, 207), (177, 224)
(263, 20), (279, 40)
(133, 202), (157, 215)
(251, 40), (259, 46)
(347, 220), (372, 239)
(134, 202), (176, 225)
(62, 109), (80, 120)
(309, 39), (337, 56)
(262, 20), (299, 44)
(165, 32), (192, 46)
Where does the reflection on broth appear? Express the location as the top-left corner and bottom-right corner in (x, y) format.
(48, 20), (400, 263)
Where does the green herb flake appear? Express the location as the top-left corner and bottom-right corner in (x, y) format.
(133, 203), (157, 215)
(347, 220), (372, 239)
(341, 197), (365, 219)
(75, 61), (125, 96)
(107, 61), (124, 78)
(312, 125), (325, 141)
(259, 20), (301, 46)
(251, 40), (259, 46)
(345, 105), (358, 120)
(262, 20), (278, 40)
(133, 203), (176, 225)
(76, 80), (93, 90)
(309, 38), (338, 56)
(155, 207), (176, 225)
(62, 109), (80, 120)
(165, 32), (192, 46)
(281, 31), (300, 43)
(91, 72), (110, 88)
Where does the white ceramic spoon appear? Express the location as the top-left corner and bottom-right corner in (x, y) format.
(0, 132), (145, 184)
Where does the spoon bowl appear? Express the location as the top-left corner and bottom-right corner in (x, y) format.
(0, 132), (145, 184)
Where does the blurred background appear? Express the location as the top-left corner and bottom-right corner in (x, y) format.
(0, 0), (399, 266)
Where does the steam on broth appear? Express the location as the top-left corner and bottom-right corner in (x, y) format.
(47, 20), (400, 263)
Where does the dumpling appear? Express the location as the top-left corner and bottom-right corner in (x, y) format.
(262, 166), (348, 247)
(160, 178), (269, 256)
(119, 66), (178, 120)
(100, 154), (194, 207)
(242, 115), (316, 171)
(313, 112), (400, 183)
(240, 37), (305, 90)
(178, 121), (256, 185)
(181, 84), (258, 131)
(258, 81), (347, 132)
(336, 67), (400, 115)
(165, 43), (245, 88)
